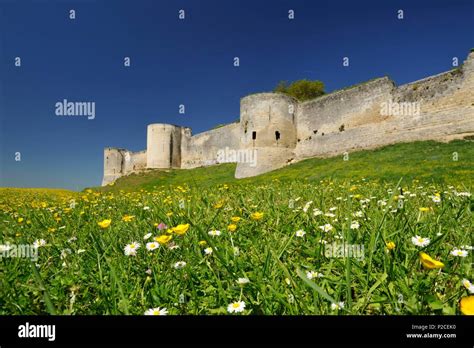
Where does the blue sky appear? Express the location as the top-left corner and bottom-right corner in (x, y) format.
(0, 0), (473, 190)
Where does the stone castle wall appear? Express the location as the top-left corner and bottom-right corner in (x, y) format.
(181, 123), (241, 169)
(102, 52), (474, 185)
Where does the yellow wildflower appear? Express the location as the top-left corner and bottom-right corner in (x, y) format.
(213, 201), (224, 209)
(98, 219), (112, 229)
(419, 207), (430, 212)
(419, 252), (444, 270)
(250, 212), (264, 221)
(386, 241), (396, 250)
(460, 296), (474, 315)
(154, 235), (172, 245)
(231, 216), (241, 223)
(122, 215), (135, 222)
(228, 224), (237, 232)
(171, 223), (190, 235)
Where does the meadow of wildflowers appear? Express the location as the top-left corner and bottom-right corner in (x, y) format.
(1, 177), (472, 315)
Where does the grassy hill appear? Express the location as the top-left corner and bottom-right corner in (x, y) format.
(95, 139), (474, 192)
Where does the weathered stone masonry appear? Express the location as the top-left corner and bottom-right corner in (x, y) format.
(102, 52), (474, 185)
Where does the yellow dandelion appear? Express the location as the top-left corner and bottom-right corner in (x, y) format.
(122, 215), (135, 222)
(250, 212), (264, 221)
(419, 207), (430, 212)
(198, 240), (207, 246)
(386, 241), (396, 250)
(231, 216), (241, 223)
(419, 252), (444, 270)
(460, 296), (474, 315)
(213, 201), (224, 209)
(98, 219), (112, 229)
(171, 223), (190, 235)
(154, 235), (172, 245)
(228, 224), (237, 232)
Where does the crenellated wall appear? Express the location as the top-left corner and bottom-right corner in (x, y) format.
(102, 52), (474, 185)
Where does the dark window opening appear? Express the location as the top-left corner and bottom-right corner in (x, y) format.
(275, 131), (280, 141)
(252, 131), (256, 140)
(322, 132), (325, 136)
(313, 130), (318, 134)
(339, 124), (345, 132)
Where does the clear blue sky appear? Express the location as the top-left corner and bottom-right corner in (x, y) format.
(0, 0), (473, 190)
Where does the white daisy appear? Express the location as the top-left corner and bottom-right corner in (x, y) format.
(432, 195), (441, 203)
(173, 261), (186, 269)
(295, 229), (306, 237)
(319, 224), (333, 232)
(462, 279), (472, 289)
(227, 301), (246, 313)
(411, 235), (430, 247)
(324, 212), (336, 218)
(143, 233), (152, 240)
(352, 211), (363, 217)
(450, 249), (468, 257)
(204, 247), (213, 255)
(208, 230), (221, 237)
(33, 239), (47, 248)
(237, 277), (250, 285)
(331, 302), (345, 310)
(124, 242), (140, 256)
(313, 209), (323, 216)
(461, 279), (474, 294)
(350, 221), (360, 230)
(146, 242), (159, 251)
(144, 307), (168, 315)
(306, 270), (324, 280)
(143, 206), (151, 210)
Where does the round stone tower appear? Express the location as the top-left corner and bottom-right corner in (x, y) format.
(102, 147), (124, 185)
(235, 93), (297, 178)
(146, 123), (183, 169)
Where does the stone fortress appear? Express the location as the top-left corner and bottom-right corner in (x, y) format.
(102, 52), (474, 186)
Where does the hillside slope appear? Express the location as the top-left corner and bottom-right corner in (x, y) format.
(94, 139), (474, 192)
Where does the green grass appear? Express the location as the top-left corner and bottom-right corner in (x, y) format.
(96, 140), (474, 192)
(1, 139), (472, 315)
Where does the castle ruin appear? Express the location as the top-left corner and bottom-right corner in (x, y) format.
(102, 52), (474, 186)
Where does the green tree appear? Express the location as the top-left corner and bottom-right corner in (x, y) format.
(273, 79), (325, 101)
